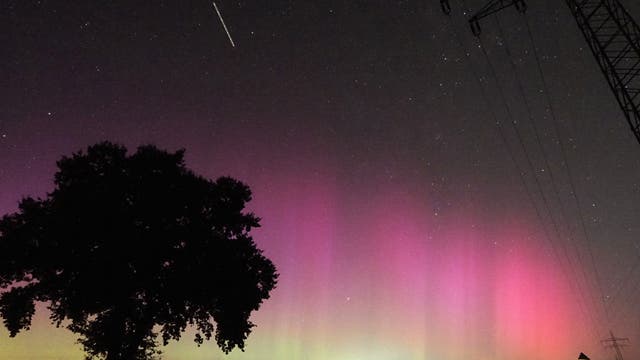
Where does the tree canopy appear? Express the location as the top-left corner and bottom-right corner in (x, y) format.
(0, 142), (278, 359)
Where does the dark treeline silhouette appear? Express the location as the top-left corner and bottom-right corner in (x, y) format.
(0, 142), (278, 360)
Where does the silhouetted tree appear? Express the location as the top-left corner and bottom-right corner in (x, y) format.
(0, 142), (278, 360)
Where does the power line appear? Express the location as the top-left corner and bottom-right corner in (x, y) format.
(493, 14), (595, 307)
(606, 261), (640, 326)
(444, 3), (601, 339)
(480, 34), (606, 337)
(492, 13), (611, 331)
(520, 12), (612, 328)
(605, 259), (640, 310)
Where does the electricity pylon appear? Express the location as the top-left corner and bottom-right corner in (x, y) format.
(601, 330), (630, 360)
(465, 0), (640, 145)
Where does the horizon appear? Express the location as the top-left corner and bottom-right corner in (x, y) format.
(2, 0), (640, 359)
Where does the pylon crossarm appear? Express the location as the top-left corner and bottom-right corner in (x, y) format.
(469, 0), (527, 35)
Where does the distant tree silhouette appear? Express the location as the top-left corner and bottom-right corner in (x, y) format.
(0, 142), (278, 360)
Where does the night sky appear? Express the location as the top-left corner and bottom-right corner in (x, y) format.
(2, 0), (640, 359)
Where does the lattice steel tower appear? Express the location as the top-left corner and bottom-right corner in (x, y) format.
(466, 0), (640, 145)
(601, 330), (630, 360)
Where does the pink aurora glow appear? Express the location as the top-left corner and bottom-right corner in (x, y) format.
(0, 141), (597, 360)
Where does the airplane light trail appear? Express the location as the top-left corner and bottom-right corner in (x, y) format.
(212, 1), (235, 47)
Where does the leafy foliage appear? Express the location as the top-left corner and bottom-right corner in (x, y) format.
(0, 142), (278, 359)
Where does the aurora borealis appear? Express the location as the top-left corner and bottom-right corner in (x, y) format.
(0, 137), (592, 359)
(3, 0), (640, 359)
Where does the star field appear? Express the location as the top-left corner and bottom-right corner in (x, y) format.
(2, 0), (640, 359)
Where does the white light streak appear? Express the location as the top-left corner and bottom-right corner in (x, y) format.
(212, 1), (235, 47)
